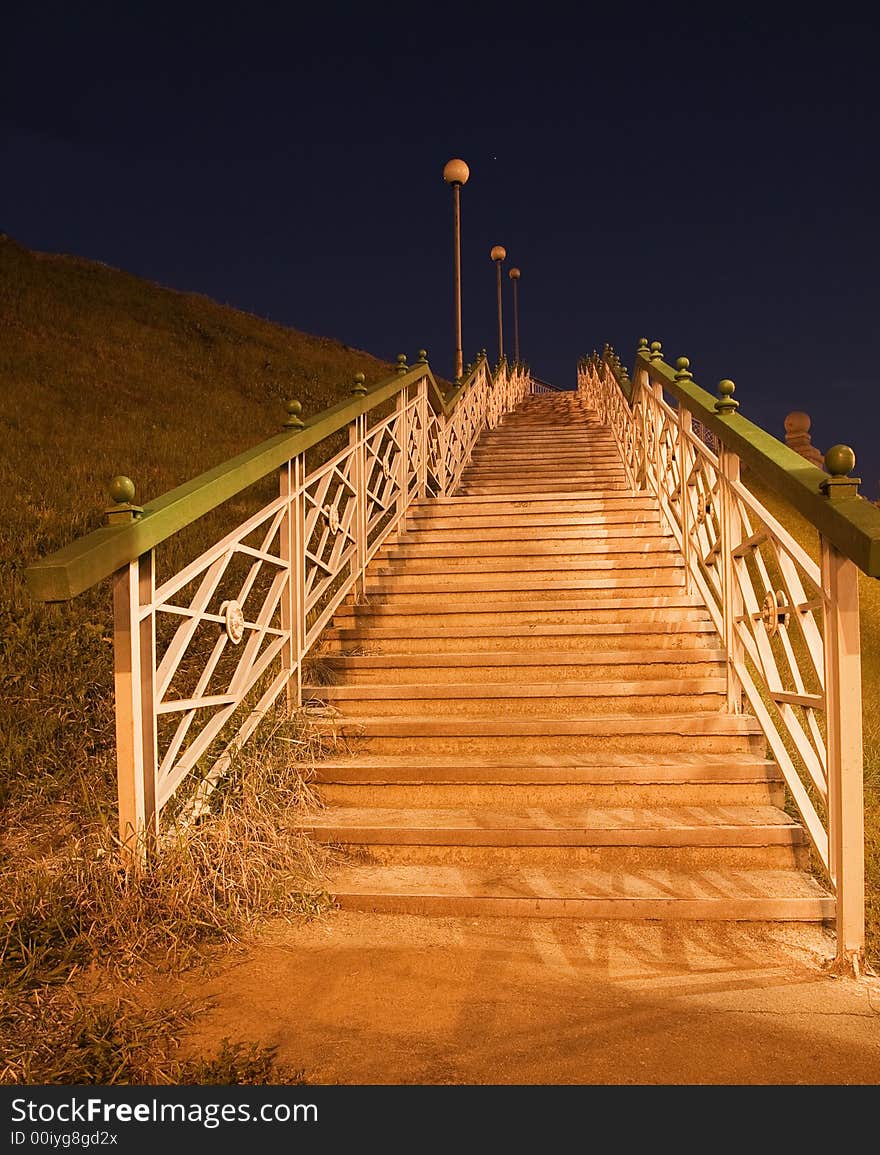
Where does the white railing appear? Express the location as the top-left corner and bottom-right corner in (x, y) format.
(579, 350), (867, 964)
(107, 357), (532, 844)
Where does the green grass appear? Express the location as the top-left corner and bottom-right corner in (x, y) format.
(0, 233), (412, 1083)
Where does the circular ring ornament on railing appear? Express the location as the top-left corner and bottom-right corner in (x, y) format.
(761, 589), (789, 636)
(219, 600), (246, 645)
(322, 504), (341, 534)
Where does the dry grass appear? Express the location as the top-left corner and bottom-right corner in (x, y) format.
(0, 234), (403, 1084)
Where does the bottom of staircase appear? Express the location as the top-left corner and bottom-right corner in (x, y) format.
(329, 864), (834, 921)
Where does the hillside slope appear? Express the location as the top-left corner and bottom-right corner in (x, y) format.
(0, 234), (406, 815)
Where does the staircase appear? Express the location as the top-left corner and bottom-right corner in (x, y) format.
(304, 391), (834, 922)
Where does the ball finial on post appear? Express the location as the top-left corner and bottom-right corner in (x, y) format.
(490, 245), (507, 263)
(649, 340), (663, 362)
(396, 353), (408, 375)
(105, 476), (143, 524)
(821, 444), (860, 499)
(636, 337), (649, 358)
(674, 356), (693, 384)
(350, 373), (367, 396)
(283, 399), (305, 429)
(715, 379), (739, 415)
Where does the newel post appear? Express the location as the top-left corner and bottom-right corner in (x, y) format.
(107, 477), (157, 860)
(714, 377), (744, 714)
(280, 400), (306, 709)
(820, 445), (865, 965)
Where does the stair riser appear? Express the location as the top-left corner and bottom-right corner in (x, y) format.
(335, 734), (767, 756)
(332, 894), (832, 920)
(375, 555), (681, 575)
(325, 662), (727, 684)
(391, 526), (665, 544)
(308, 693), (726, 717)
(367, 578), (687, 599)
(363, 576), (687, 598)
(413, 497), (650, 516)
(320, 624), (718, 653)
(318, 783), (785, 807)
(326, 844), (807, 870)
(459, 485), (632, 495)
(376, 538), (669, 561)
(331, 608), (710, 628)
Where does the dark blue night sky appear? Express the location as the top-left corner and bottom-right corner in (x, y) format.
(3, 6), (879, 494)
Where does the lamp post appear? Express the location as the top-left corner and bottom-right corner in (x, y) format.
(508, 266), (520, 364)
(442, 158), (470, 382)
(490, 244), (506, 362)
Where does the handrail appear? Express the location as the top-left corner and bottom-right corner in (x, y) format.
(24, 345), (534, 855)
(581, 344), (880, 577)
(25, 353), (485, 603)
(578, 340), (869, 967)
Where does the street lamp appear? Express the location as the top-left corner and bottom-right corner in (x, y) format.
(508, 266), (520, 364)
(442, 158), (469, 381)
(490, 244), (506, 362)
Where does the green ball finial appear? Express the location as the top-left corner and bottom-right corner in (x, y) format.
(417, 349), (428, 364)
(396, 353), (408, 374)
(636, 337), (649, 356)
(715, 379), (738, 415)
(109, 475), (136, 504)
(674, 356), (692, 382)
(649, 340), (663, 361)
(284, 399), (305, 428)
(824, 444), (856, 477)
(351, 372), (367, 396)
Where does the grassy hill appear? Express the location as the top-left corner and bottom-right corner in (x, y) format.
(0, 236), (418, 1082)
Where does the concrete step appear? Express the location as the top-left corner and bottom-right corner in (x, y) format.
(304, 678), (727, 717)
(328, 864), (833, 920)
(360, 580), (688, 605)
(411, 493), (650, 512)
(318, 649), (727, 684)
(372, 556), (683, 579)
(385, 525), (668, 547)
(377, 539), (677, 563)
(331, 599), (712, 629)
(300, 804), (805, 869)
(319, 620), (720, 653)
(320, 711), (766, 757)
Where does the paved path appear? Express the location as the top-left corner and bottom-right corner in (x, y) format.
(175, 912), (880, 1085)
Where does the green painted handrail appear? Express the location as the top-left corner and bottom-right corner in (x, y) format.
(587, 346), (880, 578)
(26, 352), (493, 602)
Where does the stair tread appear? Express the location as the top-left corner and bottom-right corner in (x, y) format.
(306, 677), (727, 699)
(326, 648), (727, 667)
(301, 803), (799, 832)
(329, 864), (832, 902)
(321, 712), (764, 734)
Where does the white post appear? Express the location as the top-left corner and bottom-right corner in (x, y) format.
(280, 457), (305, 709)
(821, 537), (865, 965)
(718, 445), (744, 713)
(350, 415), (368, 598)
(678, 406), (694, 592)
(396, 383), (409, 530)
(112, 551), (157, 860)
